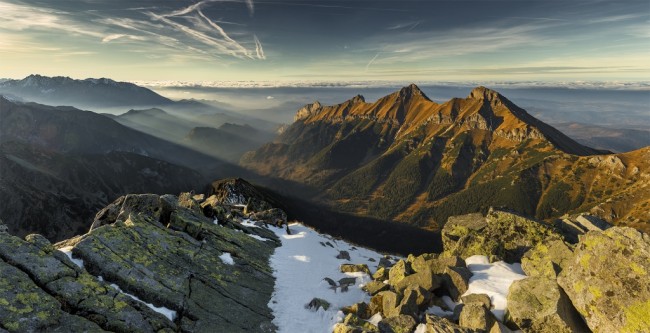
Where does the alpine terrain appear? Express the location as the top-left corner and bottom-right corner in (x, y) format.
(242, 85), (650, 232)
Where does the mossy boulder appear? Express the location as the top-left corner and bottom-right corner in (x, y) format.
(520, 240), (573, 278)
(458, 303), (496, 331)
(557, 227), (650, 333)
(423, 315), (475, 333)
(442, 209), (563, 263)
(341, 264), (372, 275)
(377, 314), (416, 333)
(506, 276), (588, 333)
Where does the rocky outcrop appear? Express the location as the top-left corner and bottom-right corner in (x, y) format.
(442, 208), (563, 263)
(0, 187), (281, 332)
(506, 276), (587, 332)
(555, 214), (611, 243)
(557, 227), (650, 332)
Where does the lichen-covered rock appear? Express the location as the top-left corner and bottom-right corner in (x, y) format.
(461, 294), (491, 310)
(342, 302), (371, 319)
(423, 315), (476, 333)
(458, 303), (496, 331)
(205, 178), (276, 212)
(443, 266), (472, 301)
(373, 267), (389, 281)
(377, 314), (416, 333)
(378, 291), (401, 317)
(388, 260), (412, 286)
(341, 264), (372, 275)
(520, 240), (573, 278)
(394, 269), (440, 294)
(0, 190), (280, 333)
(506, 276), (588, 333)
(442, 209), (563, 263)
(363, 281), (390, 296)
(249, 208), (287, 226)
(557, 227), (650, 333)
(341, 313), (379, 332)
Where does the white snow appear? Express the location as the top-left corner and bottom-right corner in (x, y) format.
(414, 323), (427, 333)
(247, 233), (269, 241)
(57, 246), (84, 269)
(367, 313), (382, 326)
(268, 223), (394, 333)
(109, 283), (177, 321)
(213, 217), (219, 225)
(219, 252), (235, 265)
(462, 255), (527, 321)
(241, 219), (260, 228)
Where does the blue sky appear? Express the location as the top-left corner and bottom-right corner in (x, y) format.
(1, 0), (648, 82)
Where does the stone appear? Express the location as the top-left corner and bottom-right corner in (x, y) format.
(205, 178), (275, 213)
(337, 250), (351, 261)
(489, 322), (513, 333)
(461, 294), (492, 310)
(394, 269), (440, 294)
(458, 303), (495, 331)
(249, 208), (288, 227)
(402, 285), (432, 310)
(377, 315), (417, 333)
(306, 298), (331, 311)
(423, 315), (475, 333)
(363, 281), (390, 296)
(557, 227), (650, 333)
(342, 313), (379, 332)
(378, 291), (401, 317)
(378, 257), (393, 268)
(442, 213), (488, 251)
(342, 302), (371, 319)
(520, 240), (573, 278)
(388, 260), (412, 286)
(506, 276), (588, 333)
(442, 209), (563, 263)
(341, 264), (372, 275)
(24, 234), (54, 253)
(333, 323), (365, 333)
(443, 266), (472, 300)
(373, 267), (389, 281)
(575, 215), (610, 232)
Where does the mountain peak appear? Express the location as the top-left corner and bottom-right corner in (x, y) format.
(350, 94), (365, 104)
(468, 86), (504, 102)
(397, 83), (428, 99)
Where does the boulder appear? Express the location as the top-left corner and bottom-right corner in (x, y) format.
(205, 178), (275, 213)
(557, 227), (650, 333)
(378, 291), (401, 317)
(461, 294), (491, 310)
(249, 208), (287, 226)
(458, 303), (496, 331)
(506, 276), (587, 333)
(443, 266), (472, 300)
(341, 264), (372, 275)
(442, 209), (563, 263)
(403, 285), (433, 310)
(337, 250), (352, 261)
(342, 302), (371, 319)
(520, 240), (573, 278)
(391, 289), (418, 317)
(306, 298), (331, 311)
(388, 260), (412, 285)
(341, 313), (379, 332)
(442, 213), (488, 250)
(377, 315), (417, 333)
(423, 315), (476, 333)
(373, 267), (389, 281)
(394, 269), (440, 294)
(363, 281), (390, 296)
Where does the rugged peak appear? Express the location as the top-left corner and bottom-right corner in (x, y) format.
(396, 83), (429, 100)
(294, 100), (323, 121)
(468, 86), (505, 103)
(350, 94), (365, 104)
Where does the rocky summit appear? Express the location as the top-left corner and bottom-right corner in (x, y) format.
(334, 209), (649, 333)
(0, 179), (285, 332)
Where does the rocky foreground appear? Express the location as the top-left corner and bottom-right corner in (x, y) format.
(0, 177), (648, 333)
(0, 178), (284, 332)
(333, 209), (650, 333)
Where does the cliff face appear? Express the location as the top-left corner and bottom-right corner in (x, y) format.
(0, 182), (283, 332)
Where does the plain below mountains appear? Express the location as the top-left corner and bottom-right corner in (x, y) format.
(242, 84), (650, 232)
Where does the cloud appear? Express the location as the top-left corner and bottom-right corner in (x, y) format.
(266, 95), (275, 99)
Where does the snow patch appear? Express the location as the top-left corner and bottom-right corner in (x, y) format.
(367, 313), (382, 326)
(247, 233), (268, 241)
(213, 217), (219, 225)
(462, 255), (527, 321)
(241, 219), (260, 228)
(219, 252), (235, 265)
(414, 323), (427, 333)
(57, 246), (84, 269)
(268, 223), (394, 333)
(109, 283), (177, 321)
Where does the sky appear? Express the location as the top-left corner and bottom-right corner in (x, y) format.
(1, 0), (649, 82)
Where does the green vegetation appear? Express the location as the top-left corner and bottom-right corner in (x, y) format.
(536, 181), (583, 219)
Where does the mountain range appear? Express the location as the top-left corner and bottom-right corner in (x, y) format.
(242, 85), (650, 232)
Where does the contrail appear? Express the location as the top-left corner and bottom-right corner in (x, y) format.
(198, 9), (252, 58)
(365, 53), (380, 71)
(246, 0), (254, 16)
(254, 34), (265, 60)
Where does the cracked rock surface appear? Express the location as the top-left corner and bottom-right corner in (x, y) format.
(0, 188), (281, 332)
